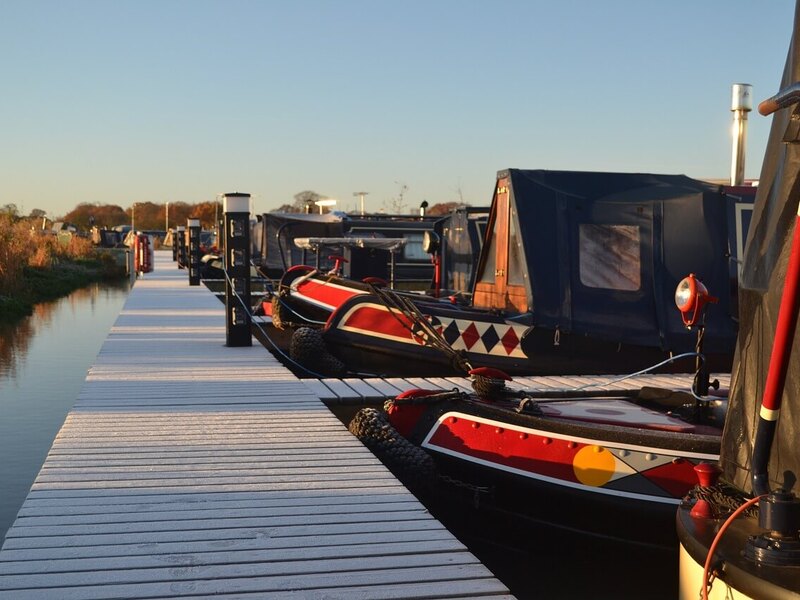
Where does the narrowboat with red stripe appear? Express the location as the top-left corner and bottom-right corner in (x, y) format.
(676, 10), (800, 598)
(277, 169), (755, 378)
(348, 364), (726, 549)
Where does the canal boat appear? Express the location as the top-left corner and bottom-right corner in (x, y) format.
(277, 169), (755, 377)
(348, 362), (726, 548)
(676, 14), (800, 599)
(251, 211), (441, 285)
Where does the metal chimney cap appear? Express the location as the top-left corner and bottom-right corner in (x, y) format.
(732, 83), (753, 111)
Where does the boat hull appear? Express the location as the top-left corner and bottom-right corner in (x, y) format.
(323, 294), (731, 376)
(354, 391), (721, 548)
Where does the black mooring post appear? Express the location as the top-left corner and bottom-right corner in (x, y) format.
(188, 218), (201, 286)
(176, 226), (187, 269)
(223, 192), (252, 347)
(171, 228), (178, 261)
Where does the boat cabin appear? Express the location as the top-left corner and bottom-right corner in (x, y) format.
(252, 211), (441, 287)
(472, 169), (756, 354)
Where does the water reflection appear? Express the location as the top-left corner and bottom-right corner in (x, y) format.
(0, 281), (130, 543)
(0, 313), (35, 380)
(0, 283), (129, 379)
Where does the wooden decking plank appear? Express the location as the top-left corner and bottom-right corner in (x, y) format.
(302, 378), (339, 400)
(360, 378), (405, 397)
(317, 378), (362, 401)
(0, 551), (480, 588)
(2, 518), (447, 550)
(180, 583), (515, 600)
(402, 377), (446, 390)
(18, 485), (411, 509)
(0, 538), (469, 576)
(16, 493), (417, 519)
(0, 528), (455, 562)
(439, 376), (475, 392)
(341, 378), (387, 401)
(0, 565), (503, 600)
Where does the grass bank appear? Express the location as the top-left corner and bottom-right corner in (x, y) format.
(0, 215), (128, 323)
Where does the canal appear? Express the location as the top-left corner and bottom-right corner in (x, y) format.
(0, 281), (130, 543)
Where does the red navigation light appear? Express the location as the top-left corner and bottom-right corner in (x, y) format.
(675, 274), (718, 328)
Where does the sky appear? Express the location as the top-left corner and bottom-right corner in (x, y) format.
(0, 0), (795, 218)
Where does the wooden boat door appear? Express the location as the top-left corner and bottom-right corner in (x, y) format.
(472, 177), (528, 313)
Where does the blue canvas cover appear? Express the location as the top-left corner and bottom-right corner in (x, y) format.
(487, 169), (753, 354)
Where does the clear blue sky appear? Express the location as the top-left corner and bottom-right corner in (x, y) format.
(0, 0), (794, 218)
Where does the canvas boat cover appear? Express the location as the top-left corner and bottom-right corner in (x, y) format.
(720, 4), (800, 493)
(486, 169), (752, 355)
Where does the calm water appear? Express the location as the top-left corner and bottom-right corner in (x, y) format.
(0, 282), (130, 543)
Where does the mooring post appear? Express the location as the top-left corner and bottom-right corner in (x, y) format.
(176, 226), (187, 269)
(188, 218), (201, 286)
(171, 228), (178, 262)
(223, 192), (252, 347)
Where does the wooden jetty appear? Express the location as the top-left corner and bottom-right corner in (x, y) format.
(0, 252), (513, 599)
(304, 373), (731, 406)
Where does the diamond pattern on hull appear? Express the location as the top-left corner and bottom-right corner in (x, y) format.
(460, 323), (480, 350)
(501, 327), (520, 355)
(481, 325), (500, 352)
(442, 320), (461, 345)
(434, 316), (528, 359)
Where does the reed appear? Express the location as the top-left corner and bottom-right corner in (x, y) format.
(0, 216), (101, 292)
(0, 214), (34, 295)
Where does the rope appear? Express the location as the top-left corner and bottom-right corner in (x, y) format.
(273, 294), (328, 326)
(368, 284), (471, 372)
(701, 495), (764, 600)
(269, 267), (331, 326)
(514, 352), (707, 396)
(220, 268), (329, 378)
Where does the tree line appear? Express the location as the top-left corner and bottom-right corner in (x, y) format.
(1, 192), (469, 233)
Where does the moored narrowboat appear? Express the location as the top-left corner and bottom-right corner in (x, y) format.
(278, 170), (755, 377)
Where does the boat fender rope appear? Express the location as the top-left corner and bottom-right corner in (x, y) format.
(682, 481), (759, 520)
(384, 389), (463, 411)
(289, 327), (345, 377)
(348, 407), (437, 492)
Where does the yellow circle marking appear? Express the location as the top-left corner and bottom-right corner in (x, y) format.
(573, 445), (617, 487)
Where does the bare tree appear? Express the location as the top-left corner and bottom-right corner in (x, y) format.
(292, 190), (322, 213)
(1, 204), (18, 218)
(454, 179), (465, 204)
(384, 182), (409, 214)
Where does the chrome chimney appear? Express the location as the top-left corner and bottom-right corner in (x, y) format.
(731, 83), (753, 186)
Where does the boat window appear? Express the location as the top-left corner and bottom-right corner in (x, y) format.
(403, 233), (427, 260)
(578, 224), (641, 291)
(479, 219), (498, 283)
(508, 206), (525, 285)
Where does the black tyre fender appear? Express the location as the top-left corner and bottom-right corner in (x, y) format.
(348, 407), (437, 491)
